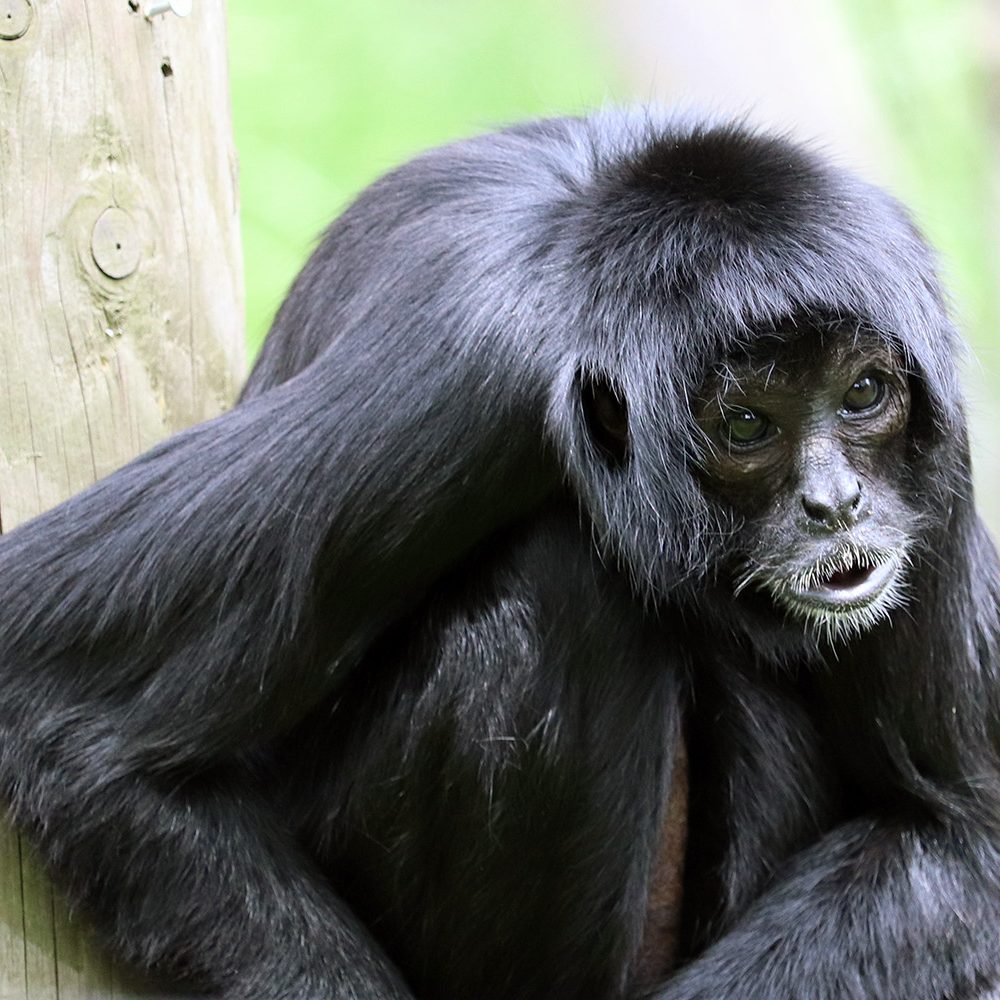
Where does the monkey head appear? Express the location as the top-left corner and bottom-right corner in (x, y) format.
(556, 118), (965, 657)
(692, 328), (920, 645)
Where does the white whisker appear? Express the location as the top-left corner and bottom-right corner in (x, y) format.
(741, 541), (912, 645)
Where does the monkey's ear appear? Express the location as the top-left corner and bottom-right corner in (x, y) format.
(578, 370), (630, 467)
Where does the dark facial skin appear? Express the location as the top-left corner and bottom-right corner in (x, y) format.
(692, 330), (916, 641)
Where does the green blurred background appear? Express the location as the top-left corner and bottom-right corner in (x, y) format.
(228, 0), (1000, 518)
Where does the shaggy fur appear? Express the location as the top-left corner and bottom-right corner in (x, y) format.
(0, 109), (998, 999)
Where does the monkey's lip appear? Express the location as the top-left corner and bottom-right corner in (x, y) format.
(791, 556), (899, 609)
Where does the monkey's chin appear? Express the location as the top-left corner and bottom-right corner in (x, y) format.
(768, 549), (908, 644)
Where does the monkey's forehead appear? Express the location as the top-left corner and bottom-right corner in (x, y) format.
(718, 326), (903, 372)
(699, 327), (902, 394)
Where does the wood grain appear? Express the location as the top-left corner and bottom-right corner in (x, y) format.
(0, 1), (244, 994)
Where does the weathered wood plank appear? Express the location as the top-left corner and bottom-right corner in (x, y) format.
(0, 0), (244, 995)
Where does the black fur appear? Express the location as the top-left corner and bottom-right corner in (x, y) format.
(0, 108), (998, 999)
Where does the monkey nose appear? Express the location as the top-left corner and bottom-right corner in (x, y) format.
(801, 479), (863, 528)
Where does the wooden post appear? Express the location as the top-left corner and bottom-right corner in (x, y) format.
(0, 0), (244, 995)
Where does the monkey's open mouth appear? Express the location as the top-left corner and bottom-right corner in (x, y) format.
(757, 548), (908, 641)
(794, 556), (899, 610)
(744, 545), (909, 636)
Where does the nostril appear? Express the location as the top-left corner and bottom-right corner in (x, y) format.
(802, 481), (863, 525)
(801, 495), (831, 522)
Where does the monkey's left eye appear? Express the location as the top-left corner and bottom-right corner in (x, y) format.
(721, 407), (771, 447)
(842, 374), (885, 413)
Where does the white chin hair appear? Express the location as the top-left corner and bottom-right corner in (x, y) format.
(765, 547), (910, 645)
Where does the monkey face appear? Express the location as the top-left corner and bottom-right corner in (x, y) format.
(691, 329), (919, 643)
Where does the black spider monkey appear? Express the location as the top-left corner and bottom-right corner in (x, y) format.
(0, 110), (998, 999)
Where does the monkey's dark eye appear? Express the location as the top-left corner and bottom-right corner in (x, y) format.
(843, 374), (884, 413)
(721, 407), (770, 447)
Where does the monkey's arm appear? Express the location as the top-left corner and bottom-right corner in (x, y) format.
(647, 815), (1000, 1000)
(0, 342), (550, 763)
(0, 345), (546, 996)
(3, 735), (415, 998)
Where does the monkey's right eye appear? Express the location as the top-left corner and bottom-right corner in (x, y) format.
(721, 407), (771, 447)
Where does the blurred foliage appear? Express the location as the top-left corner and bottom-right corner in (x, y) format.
(839, 0), (998, 352)
(229, 0), (619, 353)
